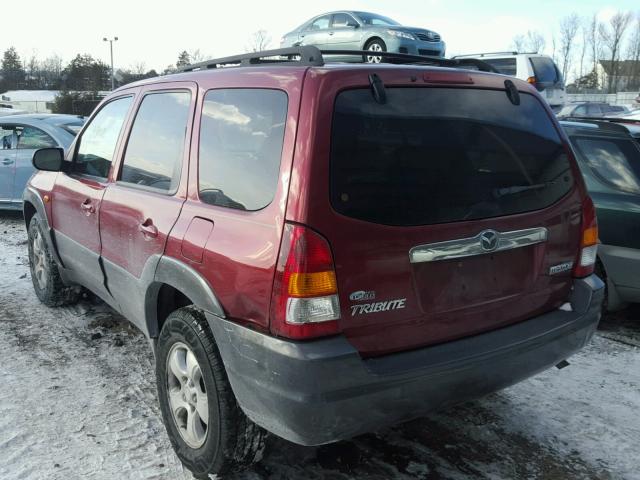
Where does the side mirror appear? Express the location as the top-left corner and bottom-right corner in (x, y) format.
(33, 147), (64, 172)
(347, 22), (359, 28)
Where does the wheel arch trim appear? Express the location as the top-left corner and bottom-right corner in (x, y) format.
(23, 186), (64, 267)
(145, 255), (226, 338)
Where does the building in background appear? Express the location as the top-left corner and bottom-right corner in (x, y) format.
(597, 60), (640, 93)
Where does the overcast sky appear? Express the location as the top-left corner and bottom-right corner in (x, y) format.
(1, 0), (638, 72)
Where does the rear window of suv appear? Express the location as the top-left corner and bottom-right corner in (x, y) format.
(330, 87), (573, 226)
(530, 57), (561, 84)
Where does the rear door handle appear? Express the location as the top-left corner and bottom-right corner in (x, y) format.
(2, 158), (13, 165)
(139, 220), (158, 239)
(80, 199), (95, 214)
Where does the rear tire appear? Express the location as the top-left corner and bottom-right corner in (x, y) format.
(27, 216), (80, 307)
(156, 306), (266, 477)
(364, 39), (387, 63)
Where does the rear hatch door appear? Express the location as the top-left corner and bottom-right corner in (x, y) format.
(305, 75), (582, 356)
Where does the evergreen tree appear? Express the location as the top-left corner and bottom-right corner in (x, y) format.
(176, 51), (191, 68)
(0, 47), (26, 91)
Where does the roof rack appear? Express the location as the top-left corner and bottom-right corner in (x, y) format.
(177, 46), (498, 73)
(453, 51), (539, 59)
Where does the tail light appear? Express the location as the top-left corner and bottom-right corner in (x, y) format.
(573, 196), (598, 278)
(270, 223), (341, 339)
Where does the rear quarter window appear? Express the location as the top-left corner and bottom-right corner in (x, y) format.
(330, 87), (574, 226)
(484, 58), (517, 76)
(572, 136), (640, 194)
(198, 89), (288, 211)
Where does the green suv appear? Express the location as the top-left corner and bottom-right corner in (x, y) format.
(562, 120), (640, 310)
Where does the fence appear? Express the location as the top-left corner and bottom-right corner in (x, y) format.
(567, 91), (638, 107)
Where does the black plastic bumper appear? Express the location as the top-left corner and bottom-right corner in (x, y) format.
(207, 275), (603, 446)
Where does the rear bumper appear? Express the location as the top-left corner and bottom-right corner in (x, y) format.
(207, 275), (603, 446)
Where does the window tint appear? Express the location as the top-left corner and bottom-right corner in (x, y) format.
(308, 15), (331, 30)
(331, 88), (573, 226)
(198, 89), (287, 211)
(332, 13), (355, 27)
(1, 126), (15, 149)
(573, 136), (640, 194)
(574, 105), (587, 115)
(530, 57), (560, 84)
(484, 58), (518, 76)
(587, 104), (602, 115)
(74, 96), (133, 178)
(120, 91), (191, 192)
(17, 126), (57, 149)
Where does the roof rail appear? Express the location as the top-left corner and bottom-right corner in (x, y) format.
(177, 46), (498, 73)
(178, 46), (324, 71)
(320, 50), (498, 72)
(453, 51), (518, 58)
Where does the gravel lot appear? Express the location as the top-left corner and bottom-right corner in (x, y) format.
(1, 210), (639, 480)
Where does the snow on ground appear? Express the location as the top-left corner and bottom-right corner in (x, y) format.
(1, 211), (639, 480)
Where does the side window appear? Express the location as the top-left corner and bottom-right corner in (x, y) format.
(198, 89), (288, 211)
(74, 96), (133, 179)
(1, 126), (16, 149)
(120, 91), (191, 192)
(574, 105), (587, 115)
(587, 104), (602, 115)
(17, 126), (57, 149)
(485, 58), (517, 76)
(574, 137), (640, 194)
(332, 13), (355, 27)
(308, 15), (331, 30)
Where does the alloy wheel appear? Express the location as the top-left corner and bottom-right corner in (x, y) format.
(166, 342), (209, 448)
(366, 43), (383, 63)
(31, 229), (48, 290)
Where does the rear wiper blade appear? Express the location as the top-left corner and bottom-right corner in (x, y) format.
(493, 183), (549, 198)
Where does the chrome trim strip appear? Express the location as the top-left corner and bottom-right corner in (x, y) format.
(409, 227), (548, 263)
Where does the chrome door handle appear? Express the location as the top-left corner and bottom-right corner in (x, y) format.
(2, 158), (13, 165)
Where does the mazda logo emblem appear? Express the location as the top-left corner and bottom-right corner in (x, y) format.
(479, 230), (499, 252)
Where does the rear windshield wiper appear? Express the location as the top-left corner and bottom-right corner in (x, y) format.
(493, 183), (550, 198)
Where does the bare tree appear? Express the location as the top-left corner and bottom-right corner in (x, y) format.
(576, 18), (590, 82)
(189, 49), (208, 64)
(525, 31), (546, 53)
(626, 14), (640, 90)
(586, 14), (603, 89)
(550, 30), (558, 64)
(246, 30), (272, 52)
(599, 11), (633, 93)
(559, 13), (580, 82)
(511, 34), (526, 52)
(131, 61), (147, 75)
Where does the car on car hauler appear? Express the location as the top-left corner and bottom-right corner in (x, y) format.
(23, 46), (603, 477)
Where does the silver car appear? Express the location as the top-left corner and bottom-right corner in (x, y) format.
(0, 114), (84, 210)
(280, 11), (446, 62)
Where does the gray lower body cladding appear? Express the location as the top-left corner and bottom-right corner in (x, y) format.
(207, 276), (602, 445)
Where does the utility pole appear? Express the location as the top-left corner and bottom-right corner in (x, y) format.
(103, 36), (118, 90)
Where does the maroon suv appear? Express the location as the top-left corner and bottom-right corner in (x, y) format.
(24, 47), (603, 477)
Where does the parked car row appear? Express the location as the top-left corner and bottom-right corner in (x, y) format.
(17, 44), (608, 478)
